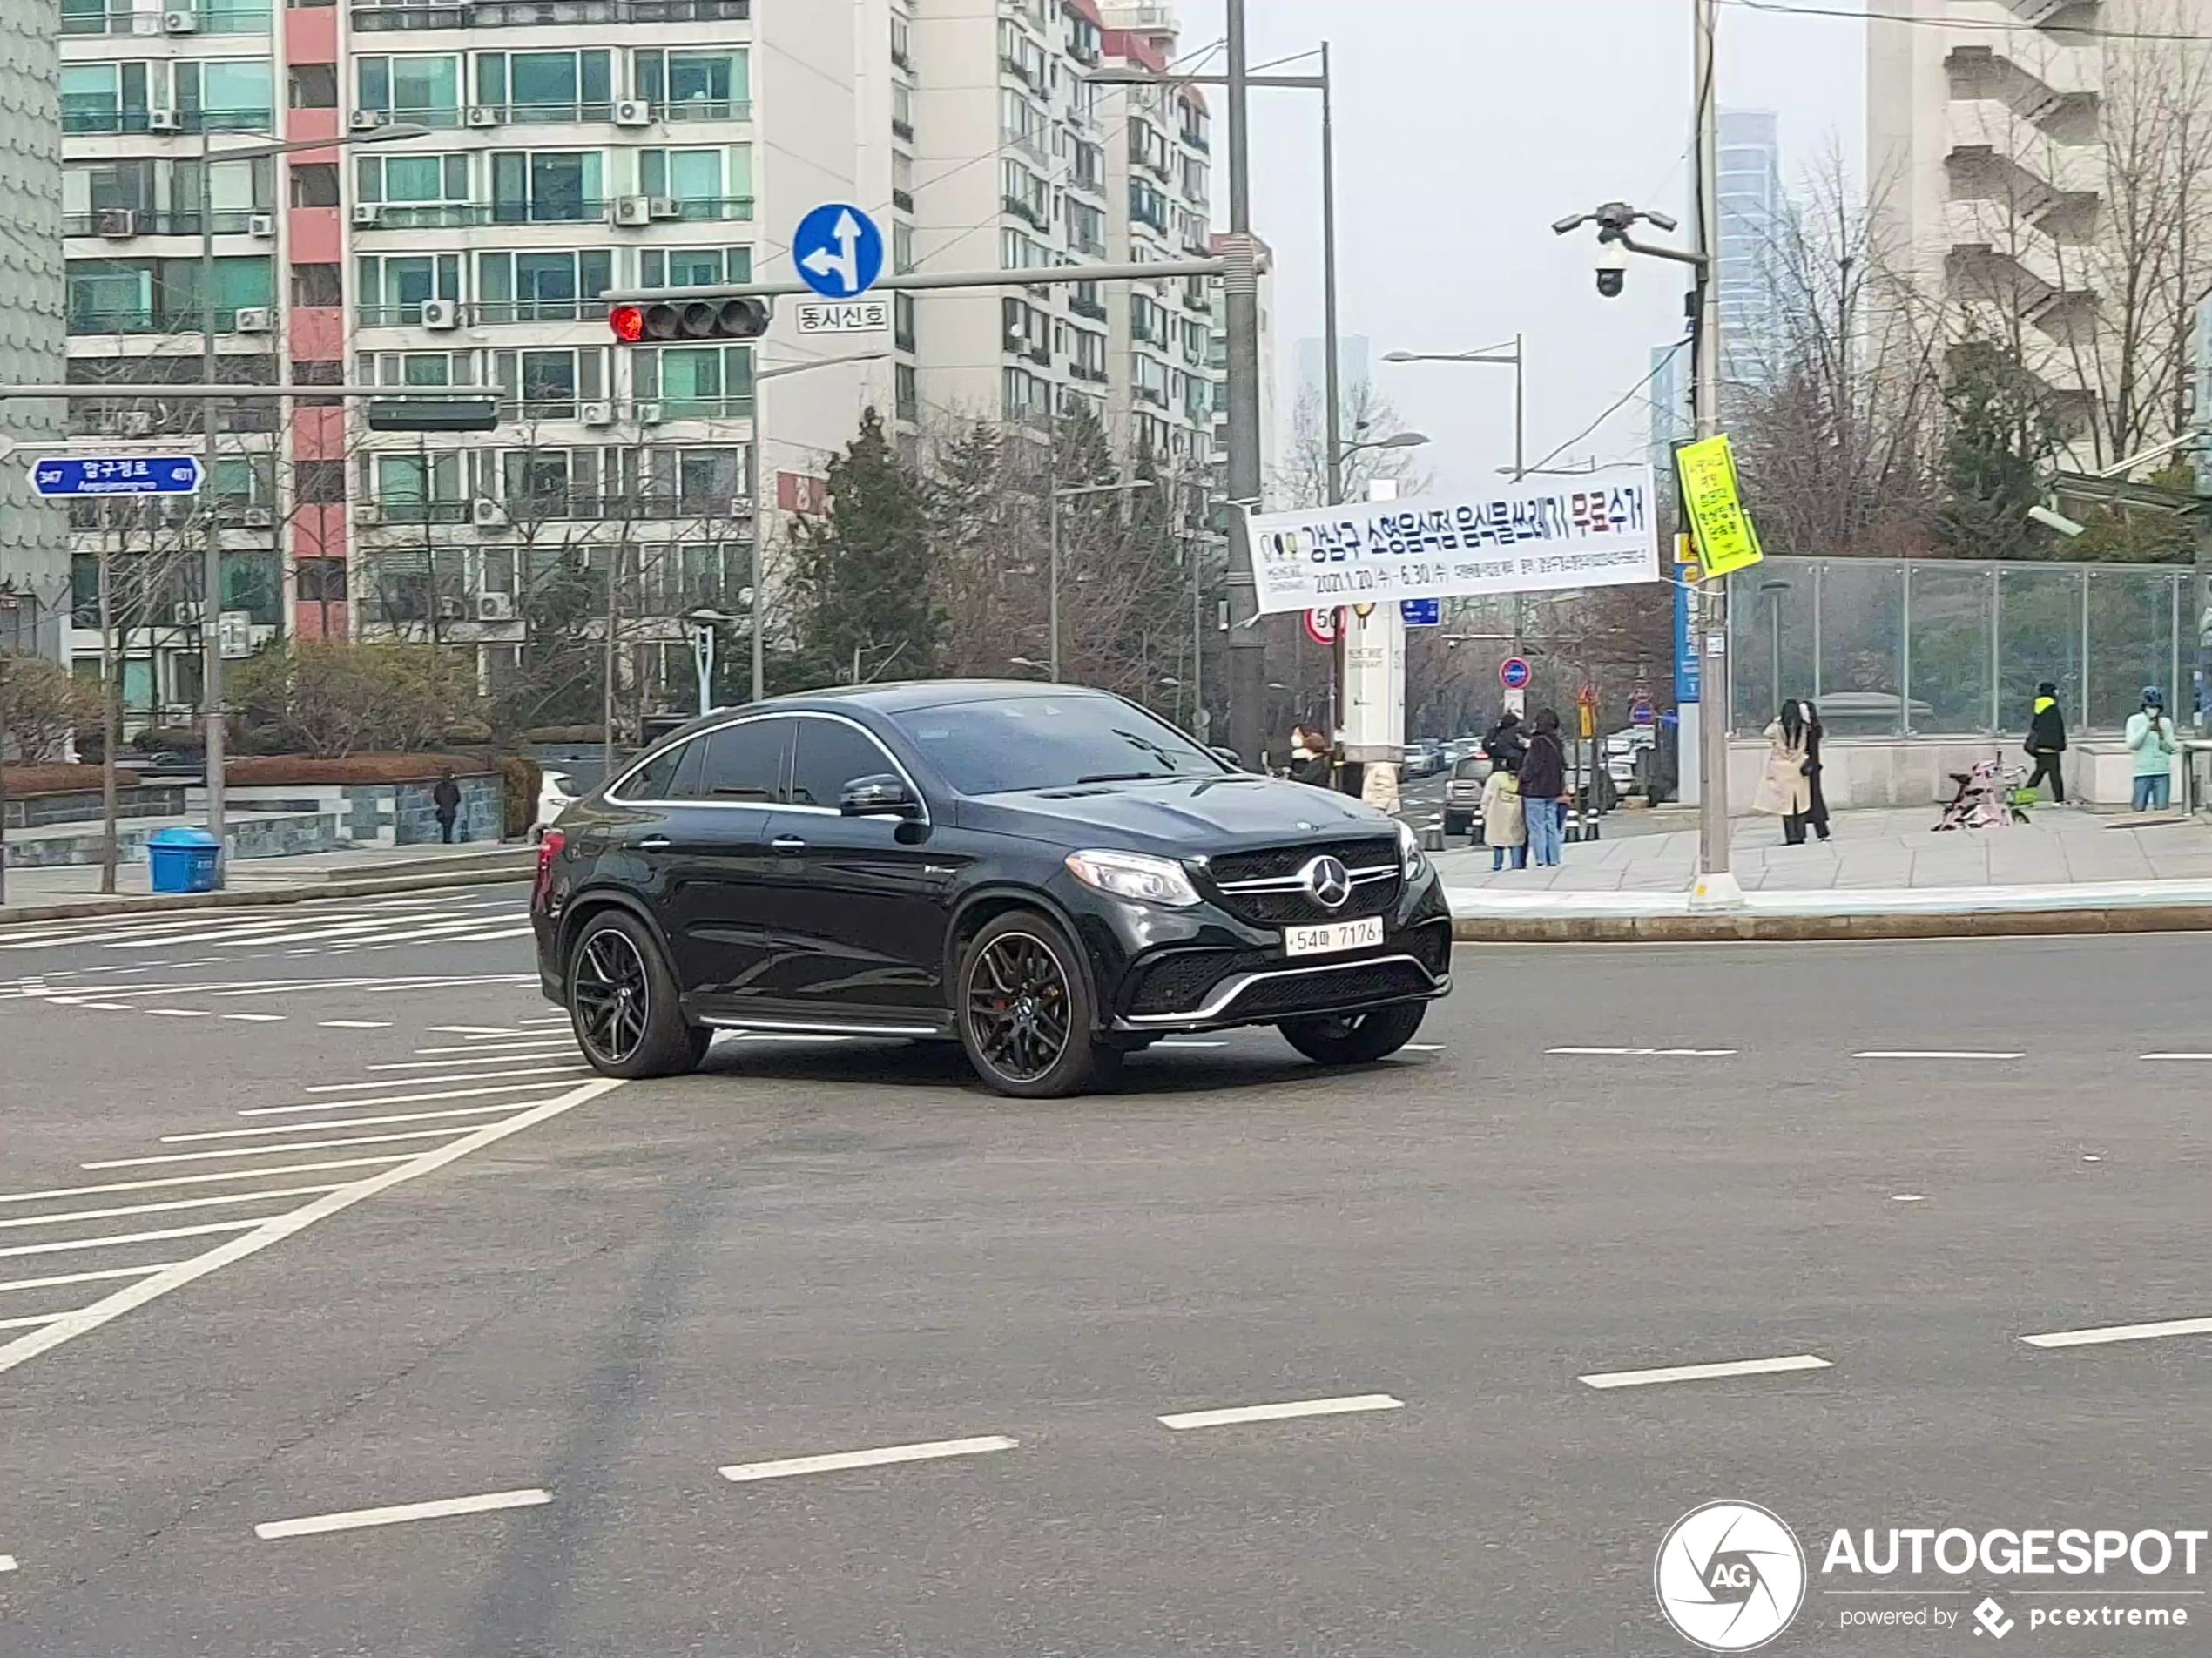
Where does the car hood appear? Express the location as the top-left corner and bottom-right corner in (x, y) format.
(959, 774), (1397, 855)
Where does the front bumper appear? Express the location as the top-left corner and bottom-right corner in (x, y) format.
(1070, 870), (1453, 1035)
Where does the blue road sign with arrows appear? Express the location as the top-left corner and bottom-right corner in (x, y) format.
(794, 203), (886, 299)
(30, 455), (203, 498)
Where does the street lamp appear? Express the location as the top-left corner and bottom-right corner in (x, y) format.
(1048, 477), (1153, 682)
(681, 604), (743, 717)
(192, 120), (428, 880)
(1385, 340), (1525, 482)
(745, 349), (890, 703)
(1338, 431), (1430, 460)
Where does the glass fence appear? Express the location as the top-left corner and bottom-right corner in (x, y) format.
(1727, 557), (2194, 737)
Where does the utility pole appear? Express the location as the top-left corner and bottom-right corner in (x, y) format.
(1222, 0), (1268, 766)
(198, 135), (226, 882)
(1690, 0), (1738, 905)
(1320, 41), (1342, 513)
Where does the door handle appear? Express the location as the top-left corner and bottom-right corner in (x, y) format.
(771, 835), (807, 854)
(636, 836), (672, 852)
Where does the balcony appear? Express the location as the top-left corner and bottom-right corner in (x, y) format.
(1069, 293), (1107, 322)
(67, 307), (266, 336)
(892, 188), (914, 212)
(62, 1), (272, 35)
(661, 98), (752, 124)
(1002, 193), (1049, 232)
(64, 209), (265, 237)
(349, 0), (749, 30)
(62, 108), (273, 136)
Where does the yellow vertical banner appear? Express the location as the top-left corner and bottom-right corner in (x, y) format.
(1675, 434), (1763, 577)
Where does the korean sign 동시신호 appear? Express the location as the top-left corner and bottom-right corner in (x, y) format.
(1244, 466), (1660, 616)
(1674, 434), (1763, 577)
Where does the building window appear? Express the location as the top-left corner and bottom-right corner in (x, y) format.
(294, 459), (347, 502)
(639, 146), (752, 219)
(288, 64), (338, 110)
(296, 559), (347, 603)
(894, 222), (915, 275)
(354, 253), (460, 323)
(489, 150), (604, 224)
(354, 55), (461, 125)
(476, 249), (612, 322)
(635, 49), (750, 120)
(289, 161), (340, 207)
(894, 291), (916, 354)
(895, 362), (918, 423)
(494, 347), (604, 420)
(639, 246), (753, 289)
(291, 262), (342, 307)
(631, 345), (753, 419)
(476, 51), (613, 124)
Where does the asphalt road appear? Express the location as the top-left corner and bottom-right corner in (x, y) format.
(2, 891), (2209, 1656)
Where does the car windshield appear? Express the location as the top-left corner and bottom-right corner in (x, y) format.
(892, 694), (1227, 795)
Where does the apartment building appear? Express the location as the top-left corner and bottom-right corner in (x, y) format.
(1869, 0), (2212, 465)
(0, 0), (67, 666)
(57, 0), (1228, 713)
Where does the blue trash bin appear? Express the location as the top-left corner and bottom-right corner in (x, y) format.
(147, 826), (222, 894)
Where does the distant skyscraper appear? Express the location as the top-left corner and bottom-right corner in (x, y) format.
(1716, 110), (1789, 401)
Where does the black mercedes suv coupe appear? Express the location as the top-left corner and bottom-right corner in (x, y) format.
(529, 682), (1453, 1097)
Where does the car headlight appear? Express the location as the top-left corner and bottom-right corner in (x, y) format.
(1398, 819), (1429, 881)
(1064, 849), (1202, 907)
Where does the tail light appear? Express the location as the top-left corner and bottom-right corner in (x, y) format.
(532, 828), (565, 912)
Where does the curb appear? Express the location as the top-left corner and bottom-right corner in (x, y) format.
(0, 865), (531, 929)
(1450, 904), (2212, 944)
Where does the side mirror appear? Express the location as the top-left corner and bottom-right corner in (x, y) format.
(840, 773), (921, 818)
(1208, 745), (1247, 772)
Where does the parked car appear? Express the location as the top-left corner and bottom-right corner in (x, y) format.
(1403, 738), (1446, 778)
(1442, 754), (1490, 839)
(530, 769), (579, 843)
(529, 683), (1453, 1098)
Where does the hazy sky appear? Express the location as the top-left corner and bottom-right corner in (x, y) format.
(1172, 0), (1869, 499)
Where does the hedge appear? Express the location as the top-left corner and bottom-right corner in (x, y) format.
(1, 764), (108, 796)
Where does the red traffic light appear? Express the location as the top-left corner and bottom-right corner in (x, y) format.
(607, 297), (770, 343)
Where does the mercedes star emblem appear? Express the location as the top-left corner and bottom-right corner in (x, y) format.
(1302, 855), (1353, 910)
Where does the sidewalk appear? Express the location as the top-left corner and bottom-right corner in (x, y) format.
(0, 841), (533, 924)
(1437, 805), (2212, 939)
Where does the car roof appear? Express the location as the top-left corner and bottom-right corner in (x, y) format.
(658, 679), (1114, 742)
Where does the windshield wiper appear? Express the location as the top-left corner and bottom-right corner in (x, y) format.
(1075, 771), (1183, 785)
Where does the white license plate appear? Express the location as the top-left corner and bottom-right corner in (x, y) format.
(1284, 917), (1384, 958)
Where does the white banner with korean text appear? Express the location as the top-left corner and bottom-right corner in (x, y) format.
(1245, 466), (1660, 615)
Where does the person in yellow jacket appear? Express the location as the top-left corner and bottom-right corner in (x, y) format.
(2024, 681), (2067, 803)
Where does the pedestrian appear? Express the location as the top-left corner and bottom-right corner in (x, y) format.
(433, 766), (463, 845)
(2126, 686), (2177, 812)
(1480, 762), (1527, 871)
(1518, 708), (1571, 867)
(1800, 699), (1832, 841)
(1754, 700), (1816, 845)
(2024, 680), (2068, 803)
(1285, 725), (1332, 788)
(1482, 708), (1527, 775)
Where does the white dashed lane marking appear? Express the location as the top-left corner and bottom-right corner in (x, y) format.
(718, 1436), (1019, 1484)
(254, 1488), (552, 1541)
(1578, 1355), (1834, 1390)
(1547, 1046), (1737, 1058)
(1853, 1050), (2023, 1062)
(1157, 1393), (1405, 1431)
(320, 1020), (393, 1030)
(2020, 1316), (2212, 1350)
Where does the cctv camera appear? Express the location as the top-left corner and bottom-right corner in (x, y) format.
(1642, 209), (1680, 234)
(2028, 503), (2087, 538)
(1551, 212), (1588, 236)
(1595, 243), (1628, 299)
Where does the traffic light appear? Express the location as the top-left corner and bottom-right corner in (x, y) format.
(609, 298), (772, 343)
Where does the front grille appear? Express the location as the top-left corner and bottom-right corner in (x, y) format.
(1406, 920), (1451, 976)
(1128, 948), (1247, 1015)
(1220, 877), (1399, 927)
(1205, 837), (1397, 886)
(1231, 958), (1436, 1020)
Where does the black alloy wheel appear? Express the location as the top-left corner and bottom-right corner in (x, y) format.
(959, 911), (1115, 1098)
(1278, 1001), (1428, 1067)
(567, 911), (711, 1080)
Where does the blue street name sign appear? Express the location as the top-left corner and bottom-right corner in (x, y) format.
(793, 203), (886, 300)
(1400, 597), (1441, 627)
(30, 454), (203, 498)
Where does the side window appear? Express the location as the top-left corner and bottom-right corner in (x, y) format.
(788, 719), (899, 809)
(697, 718), (790, 802)
(618, 738), (692, 801)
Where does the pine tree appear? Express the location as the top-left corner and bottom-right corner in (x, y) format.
(786, 408), (941, 686)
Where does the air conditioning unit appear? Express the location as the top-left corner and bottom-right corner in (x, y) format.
(217, 612), (253, 657)
(352, 502), (383, 527)
(471, 497), (509, 529)
(580, 401), (613, 427)
(162, 10), (199, 33)
(130, 13), (160, 33)
(419, 298), (460, 331)
(436, 596), (469, 622)
(351, 203), (383, 228)
(633, 400), (663, 425)
(233, 307), (273, 333)
(247, 212), (275, 239)
(611, 195), (652, 228)
(466, 105), (502, 128)
(612, 99), (652, 127)
(172, 601), (206, 627)
(242, 505), (273, 528)
(118, 409), (155, 437)
(728, 494), (754, 521)
(646, 196), (683, 220)
(475, 591), (516, 622)
(95, 208), (138, 239)
(148, 110), (183, 133)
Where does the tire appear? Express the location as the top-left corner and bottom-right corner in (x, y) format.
(1278, 1001), (1429, 1068)
(957, 910), (1118, 1098)
(566, 909), (711, 1080)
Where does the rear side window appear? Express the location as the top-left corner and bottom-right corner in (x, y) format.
(698, 718), (791, 802)
(618, 739), (694, 801)
(1453, 758), (1484, 779)
(788, 718), (900, 809)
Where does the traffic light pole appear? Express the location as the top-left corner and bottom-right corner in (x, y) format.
(599, 256), (1231, 307)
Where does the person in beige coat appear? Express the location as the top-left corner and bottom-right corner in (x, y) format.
(1753, 701), (1816, 845)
